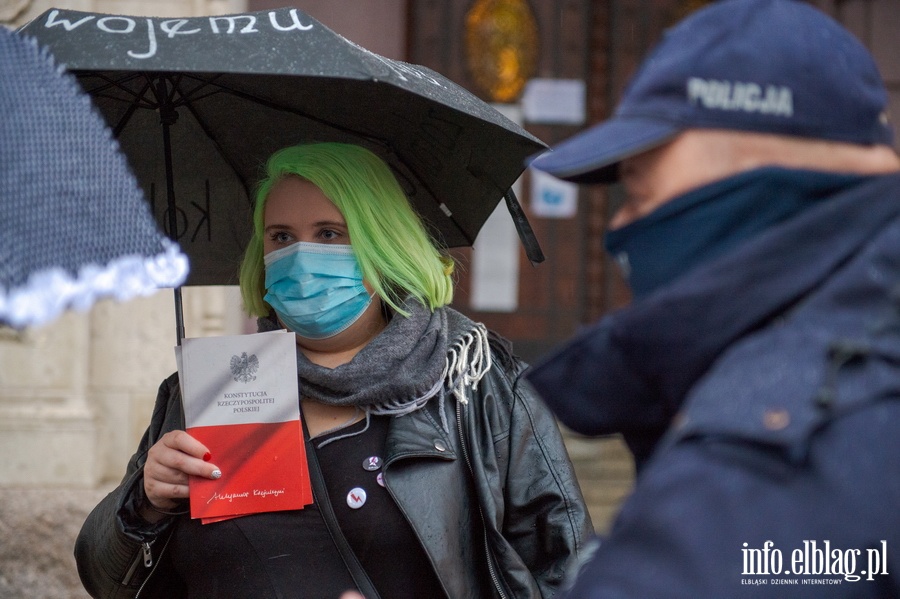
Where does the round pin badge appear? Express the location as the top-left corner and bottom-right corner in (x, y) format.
(362, 456), (382, 471)
(376, 472), (385, 487)
(347, 487), (367, 509)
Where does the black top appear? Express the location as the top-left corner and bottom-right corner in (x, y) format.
(169, 415), (446, 598)
(317, 416), (446, 599)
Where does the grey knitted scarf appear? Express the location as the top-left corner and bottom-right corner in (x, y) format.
(259, 297), (492, 439)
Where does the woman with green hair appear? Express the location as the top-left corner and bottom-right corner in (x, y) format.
(74, 142), (592, 599)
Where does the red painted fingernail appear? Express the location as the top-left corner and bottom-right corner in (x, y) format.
(203, 452), (212, 462)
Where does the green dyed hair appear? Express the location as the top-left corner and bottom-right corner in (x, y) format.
(240, 142), (455, 317)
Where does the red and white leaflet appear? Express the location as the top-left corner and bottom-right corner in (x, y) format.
(178, 330), (312, 522)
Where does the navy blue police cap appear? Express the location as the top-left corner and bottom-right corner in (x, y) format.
(529, 0), (894, 183)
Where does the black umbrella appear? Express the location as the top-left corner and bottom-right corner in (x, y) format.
(0, 27), (188, 329)
(19, 6), (545, 336)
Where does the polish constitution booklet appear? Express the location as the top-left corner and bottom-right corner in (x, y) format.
(177, 330), (312, 523)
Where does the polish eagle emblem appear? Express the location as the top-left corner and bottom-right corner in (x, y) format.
(230, 352), (259, 383)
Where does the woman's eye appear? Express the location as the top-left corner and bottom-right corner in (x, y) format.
(320, 229), (340, 241)
(270, 231), (293, 244)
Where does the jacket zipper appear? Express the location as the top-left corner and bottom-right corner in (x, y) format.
(121, 545), (144, 587)
(456, 400), (507, 599)
(120, 532), (172, 598)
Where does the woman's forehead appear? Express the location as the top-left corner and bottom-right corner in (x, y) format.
(265, 177), (343, 222)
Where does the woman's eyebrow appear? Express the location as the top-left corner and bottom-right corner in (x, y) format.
(310, 220), (348, 228)
(264, 220), (347, 232)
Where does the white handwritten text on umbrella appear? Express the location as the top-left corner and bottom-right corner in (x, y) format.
(43, 9), (313, 60)
(40, 8), (445, 90)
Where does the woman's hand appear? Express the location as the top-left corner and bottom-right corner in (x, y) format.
(142, 430), (220, 516)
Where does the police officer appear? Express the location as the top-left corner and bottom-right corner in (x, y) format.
(527, 0), (900, 596)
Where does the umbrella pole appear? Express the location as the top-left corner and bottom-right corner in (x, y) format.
(157, 77), (185, 345)
(173, 288), (185, 344)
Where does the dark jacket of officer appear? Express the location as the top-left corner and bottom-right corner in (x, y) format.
(529, 172), (900, 598)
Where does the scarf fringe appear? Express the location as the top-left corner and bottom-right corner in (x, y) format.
(368, 323), (492, 434)
(443, 323), (492, 406)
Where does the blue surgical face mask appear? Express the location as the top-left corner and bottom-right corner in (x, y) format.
(264, 242), (373, 339)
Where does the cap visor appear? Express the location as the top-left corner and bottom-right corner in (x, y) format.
(528, 117), (681, 184)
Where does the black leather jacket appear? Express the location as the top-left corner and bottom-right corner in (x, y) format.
(74, 336), (592, 598)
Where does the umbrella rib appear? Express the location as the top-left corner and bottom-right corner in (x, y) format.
(94, 76), (156, 138)
(78, 73), (155, 104)
(164, 73), (183, 106)
(173, 87), (223, 104)
(81, 72), (221, 109)
(175, 74), (229, 104)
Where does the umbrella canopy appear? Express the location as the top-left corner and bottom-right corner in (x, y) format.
(19, 6), (546, 288)
(0, 27), (188, 329)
